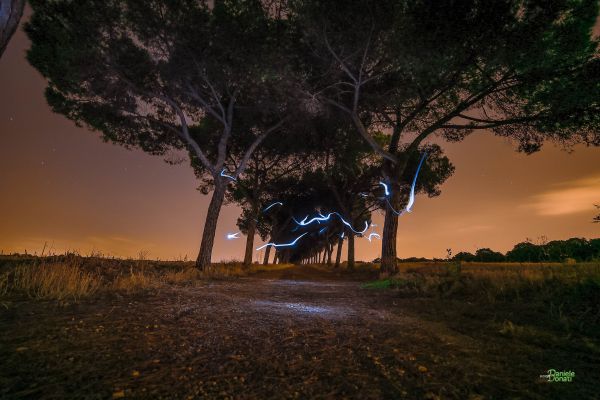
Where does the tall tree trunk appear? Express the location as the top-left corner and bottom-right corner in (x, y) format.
(380, 187), (402, 274)
(347, 234), (355, 270)
(282, 250), (290, 264)
(0, 0), (25, 58)
(243, 206), (258, 267)
(326, 243), (333, 265)
(196, 183), (227, 269)
(263, 243), (271, 265)
(335, 236), (343, 268)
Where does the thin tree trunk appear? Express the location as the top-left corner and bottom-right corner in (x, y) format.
(335, 236), (343, 268)
(243, 207), (258, 267)
(380, 187), (402, 274)
(347, 234), (355, 270)
(196, 183), (227, 269)
(0, 0), (25, 58)
(263, 244), (271, 265)
(326, 243), (333, 265)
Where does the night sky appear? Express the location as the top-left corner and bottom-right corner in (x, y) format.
(1, 14), (599, 262)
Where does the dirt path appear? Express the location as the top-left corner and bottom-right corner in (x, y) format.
(0, 265), (582, 399)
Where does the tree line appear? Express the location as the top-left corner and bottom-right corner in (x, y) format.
(21, 0), (600, 272)
(451, 237), (600, 263)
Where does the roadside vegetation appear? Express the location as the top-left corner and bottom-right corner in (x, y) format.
(0, 254), (292, 302)
(1, 255), (599, 398)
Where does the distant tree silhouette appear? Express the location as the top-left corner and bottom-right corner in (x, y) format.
(594, 204), (600, 223)
(453, 252), (476, 262)
(506, 238), (600, 262)
(474, 248), (505, 263)
(226, 133), (312, 267)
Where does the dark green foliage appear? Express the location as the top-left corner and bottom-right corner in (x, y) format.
(506, 238), (600, 262)
(453, 252), (476, 262)
(474, 248), (506, 262)
(25, 0), (294, 167)
(293, 0), (600, 155)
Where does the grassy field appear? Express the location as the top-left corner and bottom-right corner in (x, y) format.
(0, 256), (599, 399)
(0, 254), (295, 301)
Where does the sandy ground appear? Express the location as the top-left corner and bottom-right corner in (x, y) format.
(0, 265), (591, 399)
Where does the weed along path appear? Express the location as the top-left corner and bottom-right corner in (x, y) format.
(0, 264), (594, 399)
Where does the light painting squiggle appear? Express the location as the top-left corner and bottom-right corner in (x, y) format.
(294, 212), (368, 234)
(379, 182), (390, 196)
(383, 152), (428, 216)
(256, 232), (308, 251)
(263, 202), (283, 212)
(220, 169), (236, 181)
(367, 232), (381, 242)
(406, 152), (428, 212)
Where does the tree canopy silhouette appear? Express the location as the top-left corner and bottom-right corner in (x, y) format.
(292, 0), (600, 272)
(26, 0), (298, 268)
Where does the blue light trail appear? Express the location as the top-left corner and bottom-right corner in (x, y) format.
(406, 152), (428, 212)
(384, 152), (428, 215)
(366, 232), (381, 242)
(294, 212), (368, 234)
(220, 169), (236, 181)
(263, 202), (283, 212)
(256, 233), (308, 251)
(226, 232), (241, 240)
(379, 182), (390, 196)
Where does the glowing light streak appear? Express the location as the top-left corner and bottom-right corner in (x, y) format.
(256, 233), (308, 251)
(296, 213), (331, 226)
(386, 198), (404, 216)
(263, 202), (283, 212)
(379, 182), (390, 196)
(366, 232), (381, 242)
(333, 212), (369, 234)
(220, 169), (236, 181)
(406, 152), (428, 212)
(226, 232), (241, 240)
(294, 211), (368, 234)
(384, 152), (428, 215)
(318, 227), (327, 234)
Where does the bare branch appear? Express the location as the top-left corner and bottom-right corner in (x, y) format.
(233, 118), (287, 178)
(350, 113), (398, 164)
(323, 30), (358, 84)
(186, 83), (226, 125)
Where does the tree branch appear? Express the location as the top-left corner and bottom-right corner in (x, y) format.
(233, 118), (287, 178)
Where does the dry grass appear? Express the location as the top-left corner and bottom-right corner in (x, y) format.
(0, 263), (101, 301)
(112, 267), (161, 293)
(0, 256), (295, 300)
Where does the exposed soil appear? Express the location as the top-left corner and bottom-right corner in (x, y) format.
(0, 265), (594, 399)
